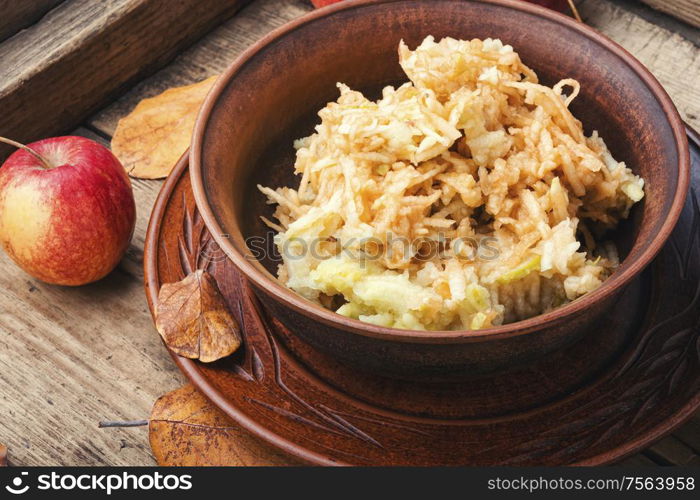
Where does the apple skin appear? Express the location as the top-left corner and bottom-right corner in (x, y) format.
(0, 136), (136, 286)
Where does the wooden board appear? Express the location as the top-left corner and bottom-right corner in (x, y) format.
(89, 0), (313, 134)
(640, 0), (700, 28)
(578, 0), (700, 130)
(0, 0), (697, 466)
(0, 0), (252, 160)
(0, 0), (63, 42)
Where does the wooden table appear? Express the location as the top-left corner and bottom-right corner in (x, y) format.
(0, 0), (698, 466)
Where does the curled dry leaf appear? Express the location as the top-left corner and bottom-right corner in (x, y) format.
(155, 269), (241, 362)
(0, 444), (7, 466)
(149, 384), (296, 466)
(111, 75), (217, 179)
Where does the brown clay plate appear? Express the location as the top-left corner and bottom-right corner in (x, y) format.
(144, 128), (700, 466)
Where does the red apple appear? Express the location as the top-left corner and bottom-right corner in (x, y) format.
(310, 0), (340, 7)
(0, 136), (136, 286)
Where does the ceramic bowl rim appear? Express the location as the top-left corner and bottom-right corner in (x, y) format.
(190, 0), (690, 344)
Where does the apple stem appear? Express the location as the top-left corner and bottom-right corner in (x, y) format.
(0, 136), (54, 169)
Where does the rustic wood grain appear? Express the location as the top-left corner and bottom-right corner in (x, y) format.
(639, 0), (700, 28)
(596, 0), (700, 47)
(89, 0), (313, 134)
(578, 0), (700, 130)
(0, 0), (696, 466)
(0, 0), (63, 42)
(0, 0), (252, 160)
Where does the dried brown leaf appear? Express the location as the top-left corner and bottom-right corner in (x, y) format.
(149, 384), (296, 466)
(155, 269), (241, 362)
(0, 444), (7, 466)
(111, 76), (217, 179)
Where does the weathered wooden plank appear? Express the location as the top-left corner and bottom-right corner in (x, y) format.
(0, 0), (252, 160)
(640, 0), (700, 28)
(89, 0), (313, 135)
(596, 0), (700, 47)
(578, 0), (700, 130)
(0, 0), (63, 42)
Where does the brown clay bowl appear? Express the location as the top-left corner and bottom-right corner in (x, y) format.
(190, 0), (690, 379)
